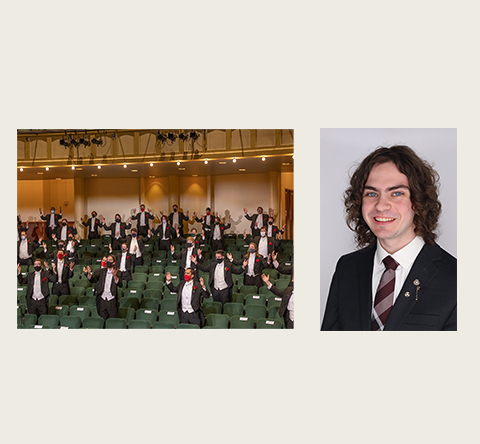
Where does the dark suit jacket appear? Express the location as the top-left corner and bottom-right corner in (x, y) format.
(232, 254), (269, 277)
(82, 217), (102, 234)
(40, 212), (62, 227)
(172, 247), (198, 273)
(269, 283), (293, 319)
(153, 222), (174, 241)
(17, 239), (39, 258)
(88, 267), (123, 299)
(194, 214), (214, 233)
(126, 234), (149, 255)
(55, 225), (78, 240)
(196, 260), (242, 289)
(168, 211), (189, 231)
(268, 224), (284, 238)
(252, 235), (281, 256)
(116, 252), (133, 274)
(131, 211), (154, 230)
(166, 280), (210, 312)
(18, 269), (55, 304)
(50, 262), (73, 289)
(321, 243), (457, 331)
(102, 221), (132, 238)
(245, 212), (268, 232)
(211, 223), (231, 241)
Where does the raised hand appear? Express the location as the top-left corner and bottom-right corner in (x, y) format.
(272, 251), (278, 262)
(170, 244), (175, 253)
(109, 243), (112, 251)
(197, 248), (202, 257)
(83, 266), (88, 273)
(199, 276), (205, 287)
(159, 210), (164, 216)
(42, 241), (47, 249)
(193, 211), (197, 217)
(43, 261), (49, 270)
(270, 209), (274, 217)
(277, 232), (282, 240)
(128, 216), (132, 222)
(132, 208), (137, 215)
(80, 217), (84, 223)
(59, 206), (62, 212)
(261, 273), (270, 284)
(282, 224), (286, 230)
(243, 208), (248, 213)
(191, 255), (197, 264)
(147, 207), (152, 213)
(69, 262), (74, 270)
(17, 263), (21, 273)
(133, 245), (138, 253)
(52, 262), (56, 272)
(243, 230), (247, 238)
(52, 233), (56, 240)
(73, 222), (76, 229)
(165, 271), (172, 281)
(102, 218), (106, 223)
(243, 258), (248, 268)
(185, 210), (189, 216)
(39, 208), (42, 213)
(201, 229), (205, 237)
(227, 253), (233, 261)
(176, 227), (180, 235)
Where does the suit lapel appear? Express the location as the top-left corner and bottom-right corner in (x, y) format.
(385, 244), (440, 331)
(358, 246), (375, 330)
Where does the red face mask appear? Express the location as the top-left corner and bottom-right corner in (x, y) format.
(206, 212), (210, 215)
(101, 261), (107, 267)
(140, 207), (145, 212)
(57, 254), (64, 260)
(184, 274), (192, 282)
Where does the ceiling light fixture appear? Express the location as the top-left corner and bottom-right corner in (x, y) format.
(150, 163), (154, 167)
(232, 158), (237, 163)
(19, 167), (23, 172)
(123, 164), (127, 168)
(262, 156), (266, 161)
(204, 160), (208, 164)
(97, 165), (101, 169)
(45, 167), (49, 171)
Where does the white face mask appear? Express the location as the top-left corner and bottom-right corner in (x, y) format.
(260, 232), (266, 237)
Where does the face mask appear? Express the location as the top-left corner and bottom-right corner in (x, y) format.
(215, 222), (219, 225)
(92, 214), (96, 218)
(101, 261), (107, 268)
(184, 274), (192, 282)
(21, 235), (25, 240)
(68, 236), (73, 241)
(268, 221), (273, 225)
(58, 244), (64, 250)
(260, 232), (266, 237)
(122, 248), (127, 252)
(216, 258), (223, 264)
(51, 210), (55, 214)
(106, 261), (114, 268)
(57, 254), (64, 260)
(132, 233), (137, 238)
(115, 218), (121, 223)
(173, 208), (178, 212)
(187, 242), (193, 248)
(258, 210), (262, 214)
(249, 248), (256, 253)
(34, 265), (41, 272)
(62, 222), (67, 226)
(206, 212), (210, 215)
(162, 219), (166, 223)
(141, 208), (145, 212)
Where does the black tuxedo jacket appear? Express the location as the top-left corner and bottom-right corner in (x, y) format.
(88, 267), (123, 299)
(321, 243), (457, 331)
(82, 217), (102, 234)
(168, 211), (189, 230)
(211, 223), (230, 241)
(126, 234), (149, 255)
(40, 212), (62, 227)
(196, 260), (242, 289)
(194, 214), (214, 233)
(116, 252), (133, 272)
(269, 283), (293, 318)
(56, 225), (78, 240)
(233, 255), (268, 276)
(267, 224), (284, 238)
(166, 280), (210, 312)
(102, 221), (132, 238)
(50, 261), (73, 285)
(18, 269), (55, 303)
(17, 239), (39, 257)
(245, 213), (268, 232)
(172, 247), (198, 272)
(253, 235), (281, 255)
(153, 222), (174, 240)
(131, 211), (154, 230)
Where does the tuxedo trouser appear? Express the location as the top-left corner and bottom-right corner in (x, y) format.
(138, 226), (148, 237)
(88, 231), (100, 240)
(97, 297), (118, 321)
(179, 310), (202, 326)
(212, 287), (231, 305)
(112, 237), (125, 251)
(52, 282), (70, 296)
(211, 239), (224, 252)
(244, 274), (262, 289)
(27, 297), (48, 318)
(159, 239), (171, 251)
(18, 257), (33, 266)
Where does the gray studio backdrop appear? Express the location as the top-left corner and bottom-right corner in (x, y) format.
(320, 128), (457, 323)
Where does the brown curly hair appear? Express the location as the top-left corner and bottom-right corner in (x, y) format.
(344, 145), (441, 247)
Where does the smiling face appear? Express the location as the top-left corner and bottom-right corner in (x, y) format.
(361, 162), (416, 254)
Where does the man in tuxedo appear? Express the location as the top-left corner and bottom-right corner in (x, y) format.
(167, 204), (189, 239)
(56, 219), (78, 242)
(210, 216), (231, 252)
(126, 228), (150, 267)
(131, 204), (154, 237)
(252, 226), (281, 259)
(169, 236), (199, 280)
(261, 273), (294, 329)
(17, 258), (56, 318)
(194, 207), (214, 244)
(40, 206), (62, 239)
(81, 211), (102, 240)
(50, 250), (75, 296)
(17, 230), (39, 266)
(321, 145), (457, 331)
(102, 214), (132, 250)
(113, 242), (133, 282)
(84, 255), (123, 321)
(165, 268), (210, 327)
(152, 215), (174, 251)
(266, 215), (285, 239)
(244, 206), (269, 238)
(192, 250), (242, 305)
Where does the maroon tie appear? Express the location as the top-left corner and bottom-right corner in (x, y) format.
(371, 256), (399, 331)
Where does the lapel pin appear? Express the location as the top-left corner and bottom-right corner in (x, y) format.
(413, 279), (421, 300)
(413, 279), (420, 286)
(404, 291), (410, 298)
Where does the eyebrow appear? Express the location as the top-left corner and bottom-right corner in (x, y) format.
(364, 185), (410, 192)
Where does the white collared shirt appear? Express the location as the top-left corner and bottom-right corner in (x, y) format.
(255, 213), (263, 229)
(60, 226), (67, 240)
(129, 238), (141, 257)
(287, 290), (294, 321)
(57, 260), (64, 283)
(140, 211), (146, 226)
(67, 240), (74, 253)
(102, 270), (115, 301)
(247, 254), (256, 276)
(267, 225), (273, 237)
(115, 222), (121, 238)
(90, 217), (96, 231)
(372, 236), (425, 308)
(186, 247), (194, 269)
(213, 225), (221, 240)
(258, 236), (268, 258)
(214, 262), (228, 290)
(162, 221), (168, 239)
(181, 280), (194, 313)
(49, 213), (56, 227)
(205, 215), (211, 225)
(119, 252), (127, 271)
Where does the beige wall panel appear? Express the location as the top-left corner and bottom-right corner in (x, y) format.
(117, 134), (134, 155)
(282, 129), (294, 145)
(28, 139), (48, 159)
(178, 176), (209, 232)
(206, 130), (226, 150)
(257, 130), (276, 147)
(17, 140), (25, 160)
(17, 180), (44, 222)
(52, 138), (70, 159)
(231, 129), (251, 149)
(144, 177), (170, 223)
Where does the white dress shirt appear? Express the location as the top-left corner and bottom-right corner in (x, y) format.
(185, 247), (194, 269)
(258, 237), (268, 258)
(90, 217), (96, 231)
(129, 238), (141, 257)
(255, 213), (263, 229)
(372, 236), (425, 308)
(213, 225), (221, 240)
(140, 211), (146, 226)
(19, 240), (29, 259)
(60, 225), (67, 240)
(115, 222), (121, 238)
(161, 221), (168, 239)
(66, 240), (75, 253)
(56, 260), (64, 283)
(119, 252), (127, 272)
(102, 270), (115, 301)
(172, 211), (179, 227)
(33, 271), (44, 300)
(49, 213), (56, 227)
(287, 291), (294, 321)
(181, 280), (194, 313)
(214, 262), (228, 290)
(246, 254), (256, 276)
(267, 225), (273, 237)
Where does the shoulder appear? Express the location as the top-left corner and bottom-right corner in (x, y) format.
(335, 245), (376, 268)
(423, 242), (457, 272)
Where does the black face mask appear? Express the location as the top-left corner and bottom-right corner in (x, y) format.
(187, 242), (193, 248)
(106, 261), (114, 268)
(68, 237), (73, 241)
(268, 221), (273, 225)
(34, 265), (41, 272)
(122, 248), (127, 252)
(216, 258), (223, 264)
(58, 244), (65, 250)
(215, 222), (219, 225)
(62, 222), (67, 226)
(248, 248), (256, 253)
(173, 208), (178, 212)
(115, 218), (121, 223)
(92, 213), (96, 218)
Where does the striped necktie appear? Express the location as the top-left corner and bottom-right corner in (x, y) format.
(371, 256), (399, 331)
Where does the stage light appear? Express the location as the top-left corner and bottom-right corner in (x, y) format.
(177, 161), (180, 166)
(204, 160), (208, 164)
(232, 158), (237, 163)
(150, 163), (154, 167)
(71, 166), (75, 170)
(71, 138), (79, 147)
(190, 131), (200, 142)
(123, 164), (127, 168)
(92, 136), (102, 145)
(97, 165), (101, 169)
(167, 132), (178, 143)
(45, 167), (49, 171)
(262, 156), (266, 161)
(179, 132), (189, 142)
(20, 167), (23, 172)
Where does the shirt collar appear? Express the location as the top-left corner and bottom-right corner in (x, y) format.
(375, 236), (425, 270)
